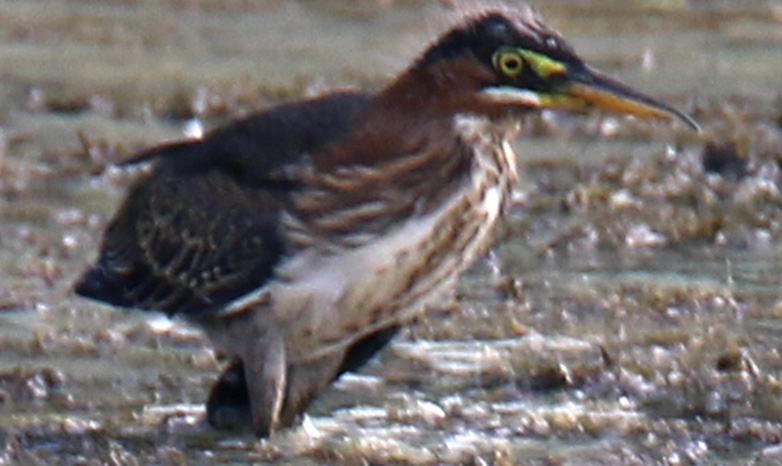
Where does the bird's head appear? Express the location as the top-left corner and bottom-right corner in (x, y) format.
(380, 7), (697, 130)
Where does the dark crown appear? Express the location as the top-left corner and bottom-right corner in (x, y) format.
(416, 10), (579, 72)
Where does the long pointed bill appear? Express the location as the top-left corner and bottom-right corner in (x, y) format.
(561, 66), (699, 131)
(480, 66), (698, 131)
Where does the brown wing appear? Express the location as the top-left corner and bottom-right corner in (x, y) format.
(75, 166), (284, 315)
(76, 91), (372, 316)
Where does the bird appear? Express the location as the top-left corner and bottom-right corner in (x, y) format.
(74, 6), (697, 437)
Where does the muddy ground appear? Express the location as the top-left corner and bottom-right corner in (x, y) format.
(1, 1), (782, 464)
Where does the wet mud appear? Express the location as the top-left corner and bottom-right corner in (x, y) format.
(1, 1), (782, 464)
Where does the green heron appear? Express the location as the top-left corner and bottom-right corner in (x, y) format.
(75, 7), (697, 437)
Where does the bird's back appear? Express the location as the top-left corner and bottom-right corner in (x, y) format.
(75, 91), (373, 316)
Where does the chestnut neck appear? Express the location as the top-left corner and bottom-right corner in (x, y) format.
(318, 56), (507, 170)
(371, 55), (497, 118)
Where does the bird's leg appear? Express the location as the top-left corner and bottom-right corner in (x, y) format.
(278, 325), (400, 427)
(206, 341), (344, 434)
(201, 331), (283, 437)
(245, 331), (287, 437)
(206, 358), (252, 431)
(206, 325), (400, 434)
(278, 352), (345, 427)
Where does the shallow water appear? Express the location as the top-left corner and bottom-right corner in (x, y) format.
(1, 1), (782, 464)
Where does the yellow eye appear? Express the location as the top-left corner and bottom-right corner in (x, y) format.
(493, 49), (524, 77)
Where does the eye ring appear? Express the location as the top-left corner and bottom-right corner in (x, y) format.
(493, 49), (524, 77)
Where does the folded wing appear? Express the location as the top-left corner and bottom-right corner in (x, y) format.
(75, 91), (372, 316)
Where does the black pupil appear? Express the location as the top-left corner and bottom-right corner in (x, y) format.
(504, 56), (520, 71)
